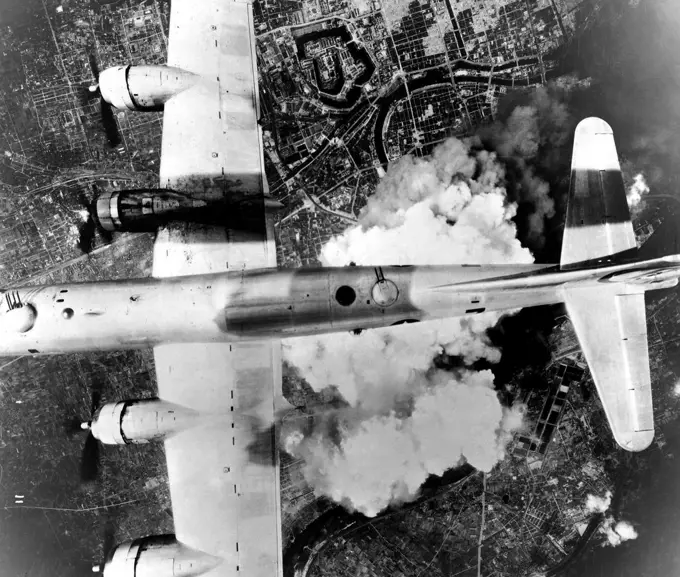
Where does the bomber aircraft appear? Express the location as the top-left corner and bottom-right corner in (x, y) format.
(4, 0), (679, 575)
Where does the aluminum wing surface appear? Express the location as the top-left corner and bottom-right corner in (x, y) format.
(560, 117), (637, 269)
(564, 284), (654, 451)
(152, 0), (283, 575)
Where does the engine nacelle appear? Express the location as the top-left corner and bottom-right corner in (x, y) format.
(90, 399), (201, 445)
(95, 189), (284, 232)
(99, 65), (197, 111)
(96, 189), (208, 231)
(102, 535), (221, 577)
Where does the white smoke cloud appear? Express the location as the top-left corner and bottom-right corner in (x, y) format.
(284, 316), (501, 410)
(672, 379), (680, 398)
(74, 208), (90, 222)
(322, 143), (532, 266)
(285, 370), (525, 516)
(600, 517), (639, 547)
(584, 492), (638, 547)
(321, 190), (531, 266)
(627, 173), (650, 209)
(585, 491), (612, 514)
(282, 136), (533, 516)
(613, 520), (638, 541)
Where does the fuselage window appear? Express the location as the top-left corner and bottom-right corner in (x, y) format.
(335, 285), (356, 307)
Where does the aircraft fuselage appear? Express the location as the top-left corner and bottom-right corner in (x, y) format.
(1, 256), (678, 355)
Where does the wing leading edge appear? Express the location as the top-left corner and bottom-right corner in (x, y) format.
(560, 117), (637, 269)
(564, 284), (654, 451)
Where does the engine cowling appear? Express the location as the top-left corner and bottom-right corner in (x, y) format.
(98, 65), (197, 111)
(95, 189), (284, 232)
(96, 189), (208, 231)
(101, 535), (221, 577)
(90, 399), (201, 445)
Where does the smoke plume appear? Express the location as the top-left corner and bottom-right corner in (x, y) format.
(600, 518), (639, 547)
(321, 140), (532, 266)
(626, 173), (650, 212)
(282, 136), (530, 516)
(585, 491), (612, 514)
(477, 80), (584, 255)
(284, 370), (524, 516)
(672, 379), (680, 398)
(584, 491), (638, 547)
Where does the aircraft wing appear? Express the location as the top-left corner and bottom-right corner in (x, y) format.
(152, 0), (283, 575)
(560, 117), (637, 269)
(564, 284), (654, 451)
(153, 342), (284, 577)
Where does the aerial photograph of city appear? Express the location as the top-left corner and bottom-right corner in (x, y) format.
(1, 0), (680, 575)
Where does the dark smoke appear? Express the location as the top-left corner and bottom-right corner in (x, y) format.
(474, 80), (581, 260)
(483, 1), (680, 263)
(471, 0), (680, 398)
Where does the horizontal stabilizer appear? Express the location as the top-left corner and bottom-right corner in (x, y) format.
(564, 284), (654, 451)
(561, 117), (637, 269)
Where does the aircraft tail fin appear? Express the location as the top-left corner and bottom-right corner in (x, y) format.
(636, 218), (680, 262)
